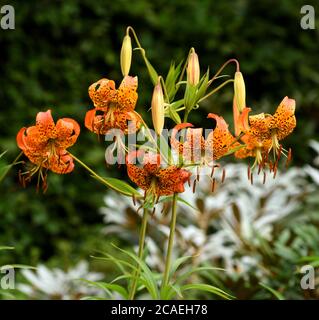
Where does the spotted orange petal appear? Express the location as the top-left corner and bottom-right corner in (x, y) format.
(156, 166), (191, 195)
(206, 113), (239, 160)
(117, 76), (138, 111)
(45, 151), (75, 174)
(55, 118), (80, 149)
(88, 78), (117, 110)
(35, 110), (57, 141)
(268, 96), (296, 140)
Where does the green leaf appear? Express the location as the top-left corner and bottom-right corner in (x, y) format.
(0, 151), (7, 159)
(168, 107), (182, 124)
(160, 283), (183, 300)
(159, 196), (198, 212)
(112, 244), (159, 299)
(165, 61), (183, 100)
(91, 254), (137, 274)
(144, 56), (158, 85)
(196, 70), (209, 100)
(157, 134), (172, 163)
(181, 283), (234, 300)
(91, 176), (141, 197)
(176, 266), (225, 285)
(169, 256), (193, 279)
(184, 83), (198, 111)
(224, 144), (245, 156)
(298, 256), (319, 263)
(168, 99), (184, 111)
(260, 283), (285, 300)
(0, 246), (14, 251)
(81, 279), (128, 299)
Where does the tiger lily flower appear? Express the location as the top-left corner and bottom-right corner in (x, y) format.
(171, 113), (240, 166)
(85, 76), (141, 135)
(126, 151), (191, 198)
(16, 110), (80, 189)
(234, 96), (296, 169)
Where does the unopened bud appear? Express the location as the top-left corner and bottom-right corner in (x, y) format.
(151, 79), (165, 135)
(234, 71), (246, 113)
(187, 48), (200, 86)
(120, 35), (132, 76)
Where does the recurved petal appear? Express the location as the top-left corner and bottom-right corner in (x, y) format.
(84, 109), (106, 135)
(117, 76), (138, 111)
(55, 118), (80, 149)
(17, 125), (48, 154)
(171, 123), (194, 153)
(143, 152), (161, 174)
(36, 110), (57, 140)
(207, 113), (237, 160)
(45, 151), (75, 174)
(88, 78), (117, 109)
(16, 127), (28, 150)
(269, 96), (296, 140)
(248, 112), (272, 140)
(156, 166), (191, 195)
(126, 151), (152, 191)
(115, 111), (141, 134)
(238, 107), (252, 133)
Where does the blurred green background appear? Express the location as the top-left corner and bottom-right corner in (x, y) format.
(0, 0), (318, 268)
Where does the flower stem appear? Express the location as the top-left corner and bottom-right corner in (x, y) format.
(208, 58), (239, 85)
(198, 79), (234, 103)
(0, 151), (23, 183)
(129, 208), (149, 300)
(69, 152), (142, 198)
(162, 193), (178, 289)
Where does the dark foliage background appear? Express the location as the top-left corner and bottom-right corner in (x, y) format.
(0, 0), (318, 266)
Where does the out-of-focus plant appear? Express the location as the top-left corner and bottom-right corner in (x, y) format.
(17, 261), (104, 300)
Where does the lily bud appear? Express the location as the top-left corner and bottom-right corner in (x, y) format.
(234, 71), (246, 113)
(151, 79), (165, 135)
(120, 34), (132, 76)
(187, 48), (200, 86)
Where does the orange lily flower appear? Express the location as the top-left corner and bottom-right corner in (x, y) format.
(85, 76), (141, 135)
(16, 110), (80, 188)
(234, 96), (296, 168)
(126, 151), (191, 197)
(171, 113), (240, 165)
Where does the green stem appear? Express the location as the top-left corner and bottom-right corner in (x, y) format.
(208, 58), (239, 85)
(69, 152), (142, 198)
(127, 26), (158, 85)
(129, 208), (149, 300)
(198, 79), (234, 103)
(162, 193), (178, 289)
(183, 110), (189, 123)
(0, 151), (23, 183)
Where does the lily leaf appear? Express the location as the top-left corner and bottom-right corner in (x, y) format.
(260, 283), (285, 300)
(91, 176), (141, 197)
(181, 283), (234, 300)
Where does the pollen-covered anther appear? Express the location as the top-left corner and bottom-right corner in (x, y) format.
(211, 178), (216, 192)
(286, 148), (292, 167)
(221, 168), (226, 183)
(192, 179), (197, 193)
